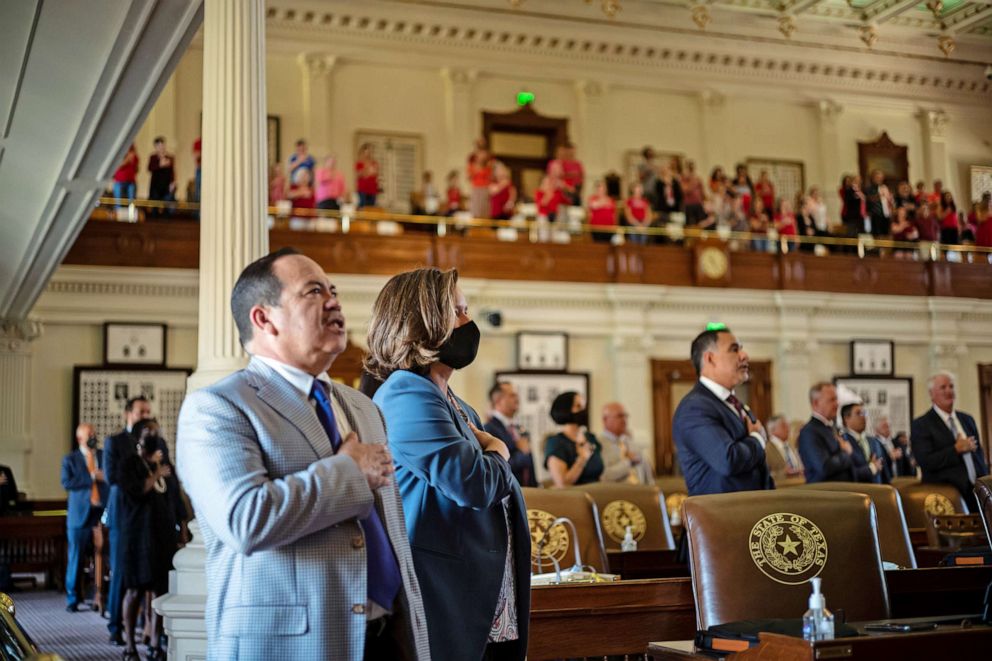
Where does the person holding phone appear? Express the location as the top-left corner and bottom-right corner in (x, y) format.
(672, 327), (772, 496)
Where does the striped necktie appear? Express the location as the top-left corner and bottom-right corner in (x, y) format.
(947, 414), (977, 485)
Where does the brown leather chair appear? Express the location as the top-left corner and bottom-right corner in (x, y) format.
(896, 482), (969, 530)
(925, 513), (988, 550)
(890, 476), (920, 490)
(794, 482), (916, 568)
(574, 482), (676, 551)
(682, 490), (890, 629)
(521, 487), (610, 574)
(976, 476), (992, 541)
(654, 476), (688, 529)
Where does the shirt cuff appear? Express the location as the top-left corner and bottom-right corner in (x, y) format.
(750, 431), (767, 449)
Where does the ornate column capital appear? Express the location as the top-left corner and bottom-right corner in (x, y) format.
(296, 52), (338, 78)
(817, 99), (843, 122)
(440, 66), (478, 89)
(575, 79), (606, 99)
(919, 109), (949, 138)
(699, 89), (726, 109)
(0, 318), (43, 353)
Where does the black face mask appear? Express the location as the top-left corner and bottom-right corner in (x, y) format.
(141, 434), (160, 456)
(568, 409), (590, 427)
(86, 436), (98, 449)
(437, 320), (481, 370)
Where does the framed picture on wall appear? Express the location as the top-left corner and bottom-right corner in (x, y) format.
(73, 366), (191, 456)
(833, 376), (914, 438)
(104, 322), (167, 366)
(516, 331), (568, 371)
(849, 339), (895, 376)
(971, 165), (992, 203)
(494, 370), (590, 483)
(745, 158), (806, 207)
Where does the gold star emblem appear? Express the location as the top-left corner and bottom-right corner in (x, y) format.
(777, 535), (800, 556)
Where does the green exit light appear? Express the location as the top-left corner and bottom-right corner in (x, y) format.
(516, 91), (535, 106)
(706, 322), (728, 331)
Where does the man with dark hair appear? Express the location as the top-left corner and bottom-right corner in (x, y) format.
(672, 327), (771, 496)
(178, 249), (429, 660)
(103, 395), (156, 644)
(483, 381), (536, 487)
(798, 383), (857, 483)
(839, 402), (887, 483)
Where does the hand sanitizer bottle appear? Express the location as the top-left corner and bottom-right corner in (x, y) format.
(802, 577), (835, 641)
(621, 525), (638, 552)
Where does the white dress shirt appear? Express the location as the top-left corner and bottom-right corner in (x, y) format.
(699, 376), (765, 448)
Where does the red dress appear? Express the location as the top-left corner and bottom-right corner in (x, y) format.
(536, 189), (565, 218)
(489, 182), (514, 219)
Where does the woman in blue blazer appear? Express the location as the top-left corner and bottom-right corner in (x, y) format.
(367, 267), (530, 661)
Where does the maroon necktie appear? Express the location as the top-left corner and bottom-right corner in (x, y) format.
(726, 394), (746, 422)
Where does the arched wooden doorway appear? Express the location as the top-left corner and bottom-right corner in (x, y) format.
(482, 103), (568, 200)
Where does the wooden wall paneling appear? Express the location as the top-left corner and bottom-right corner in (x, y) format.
(928, 261), (992, 298)
(270, 229), (436, 276)
(637, 245), (695, 287)
(785, 253), (929, 296)
(435, 236), (613, 283)
(62, 218), (199, 269)
(728, 250), (779, 290)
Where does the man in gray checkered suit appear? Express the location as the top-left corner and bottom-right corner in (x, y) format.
(177, 248), (430, 660)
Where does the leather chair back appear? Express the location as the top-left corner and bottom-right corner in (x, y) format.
(574, 482), (676, 551)
(925, 513), (988, 550)
(521, 487), (610, 574)
(976, 476), (992, 541)
(890, 476), (920, 490)
(896, 482), (969, 530)
(654, 476), (689, 529)
(794, 482), (916, 568)
(683, 490), (889, 629)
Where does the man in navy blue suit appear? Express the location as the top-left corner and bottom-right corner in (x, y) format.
(672, 327), (772, 496)
(839, 402), (888, 483)
(912, 371), (989, 510)
(61, 423), (109, 612)
(484, 382), (537, 487)
(798, 382), (859, 483)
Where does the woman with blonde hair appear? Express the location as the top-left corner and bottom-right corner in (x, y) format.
(366, 268), (530, 661)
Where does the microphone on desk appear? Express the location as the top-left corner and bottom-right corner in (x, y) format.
(534, 516), (584, 581)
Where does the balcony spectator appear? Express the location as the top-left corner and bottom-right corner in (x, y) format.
(890, 206), (919, 258)
(796, 195), (823, 253)
(718, 191), (748, 233)
(681, 159), (706, 225)
(287, 168), (315, 210)
(938, 190), (959, 244)
(865, 169), (893, 236)
(915, 201), (939, 242)
(754, 170), (776, 219)
(467, 147), (493, 219)
(268, 163), (287, 206)
(314, 155), (346, 211)
(535, 175), (566, 221)
(147, 137), (176, 213)
(639, 147), (659, 207)
(731, 164), (754, 214)
(624, 182), (652, 245)
(895, 181), (916, 218)
(192, 137), (201, 203)
(709, 166), (727, 196)
(417, 170), (441, 215)
(749, 197), (771, 251)
(914, 181), (928, 208)
(653, 162), (683, 223)
(587, 180), (616, 243)
(928, 179), (944, 207)
(488, 161), (517, 220)
(549, 142), (584, 205)
(808, 186), (829, 233)
(288, 139), (315, 185)
(113, 144), (139, 205)
(355, 143), (380, 208)
(840, 174), (866, 236)
(445, 169), (462, 216)
(971, 192), (991, 248)
(775, 197), (798, 242)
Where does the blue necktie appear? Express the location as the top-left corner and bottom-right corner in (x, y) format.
(311, 381), (401, 610)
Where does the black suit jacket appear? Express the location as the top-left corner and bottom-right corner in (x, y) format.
(0, 465), (18, 514)
(798, 417), (856, 483)
(911, 408), (989, 507)
(672, 382), (772, 496)
(483, 416), (537, 487)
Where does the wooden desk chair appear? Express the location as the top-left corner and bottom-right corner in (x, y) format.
(574, 482), (676, 551)
(896, 482), (969, 529)
(654, 476), (689, 529)
(682, 490), (889, 629)
(794, 482), (916, 568)
(976, 476), (992, 542)
(925, 513), (989, 551)
(521, 487), (609, 574)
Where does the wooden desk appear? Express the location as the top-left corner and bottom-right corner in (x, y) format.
(647, 622), (992, 660)
(529, 578), (696, 660)
(0, 514), (67, 589)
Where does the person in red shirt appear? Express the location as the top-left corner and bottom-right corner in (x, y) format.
(287, 168), (315, 211)
(587, 180), (616, 243)
(113, 144), (139, 205)
(548, 143), (585, 205)
(355, 143), (379, 208)
(467, 149), (493, 219)
(192, 137), (202, 202)
(914, 201), (939, 242)
(488, 162), (516, 220)
(890, 205), (919, 258)
(775, 198), (798, 238)
(444, 170), (462, 216)
(755, 170), (776, 221)
(624, 182), (652, 245)
(535, 175), (566, 221)
(749, 197), (771, 251)
(970, 192), (991, 248)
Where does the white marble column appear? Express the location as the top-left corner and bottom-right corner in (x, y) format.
(441, 67), (477, 162)
(776, 338), (818, 423)
(919, 109), (949, 186)
(0, 319), (42, 495)
(159, 2), (267, 656)
(297, 52), (337, 158)
(186, 0), (269, 392)
(817, 100), (843, 222)
(698, 90), (728, 176)
(574, 79), (608, 178)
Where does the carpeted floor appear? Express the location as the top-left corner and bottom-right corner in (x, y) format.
(10, 590), (122, 660)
